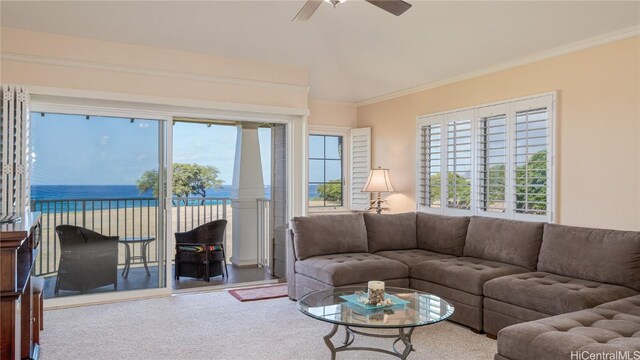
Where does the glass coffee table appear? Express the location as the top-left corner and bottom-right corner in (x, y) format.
(297, 286), (454, 360)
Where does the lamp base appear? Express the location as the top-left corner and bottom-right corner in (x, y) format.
(366, 193), (390, 214)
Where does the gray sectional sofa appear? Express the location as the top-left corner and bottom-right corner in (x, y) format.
(286, 212), (640, 359)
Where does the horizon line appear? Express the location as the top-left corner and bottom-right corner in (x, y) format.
(31, 184), (272, 187)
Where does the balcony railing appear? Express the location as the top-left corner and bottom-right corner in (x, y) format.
(31, 197), (231, 277)
(173, 197), (229, 233)
(257, 198), (273, 274)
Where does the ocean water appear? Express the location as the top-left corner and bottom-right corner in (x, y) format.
(31, 185), (270, 212)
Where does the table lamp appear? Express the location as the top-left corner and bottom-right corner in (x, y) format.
(362, 166), (396, 214)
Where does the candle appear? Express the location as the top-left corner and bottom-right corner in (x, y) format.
(368, 281), (385, 305)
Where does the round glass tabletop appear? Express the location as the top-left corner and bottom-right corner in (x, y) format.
(297, 286), (454, 329)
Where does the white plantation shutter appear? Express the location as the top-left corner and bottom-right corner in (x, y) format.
(418, 121), (442, 210)
(477, 104), (508, 215)
(350, 127), (371, 211)
(512, 97), (553, 220)
(445, 111), (473, 213)
(1, 85), (31, 214)
(416, 93), (555, 222)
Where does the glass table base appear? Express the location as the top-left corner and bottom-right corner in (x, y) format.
(323, 324), (416, 360)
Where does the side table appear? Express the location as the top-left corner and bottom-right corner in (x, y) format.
(118, 237), (156, 278)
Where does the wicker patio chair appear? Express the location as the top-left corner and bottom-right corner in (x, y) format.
(54, 225), (119, 295)
(174, 220), (228, 282)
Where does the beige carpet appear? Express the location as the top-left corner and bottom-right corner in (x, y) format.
(41, 291), (497, 360)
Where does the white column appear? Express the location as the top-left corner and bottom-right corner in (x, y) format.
(230, 122), (265, 267)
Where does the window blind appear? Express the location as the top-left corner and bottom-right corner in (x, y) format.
(350, 127), (371, 211)
(1, 85), (31, 214)
(419, 123), (441, 208)
(446, 120), (472, 210)
(416, 93), (554, 222)
(478, 114), (507, 213)
(514, 108), (549, 216)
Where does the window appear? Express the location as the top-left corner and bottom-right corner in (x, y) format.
(478, 111), (507, 213)
(514, 108), (549, 216)
(307, 126), (371, 212)
(417, 94), (555, 222)
(447, 118), (472, 210)
(309, 134), (344, 208)
(419, 124), (442, 208)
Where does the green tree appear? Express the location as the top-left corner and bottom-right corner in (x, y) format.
(515, 150), (547, 213)
(429, 172), (471, 207)
(136, 163), (224, 198)
(481, 163), (506, 209)
(466, 151), (547, 212)
(172, 163), (223, 198)
(316, 180), (342, 202)
(136, 169), (161, 197)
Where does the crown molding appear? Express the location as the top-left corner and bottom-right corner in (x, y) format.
(1, 52), (310, 93)
(357, 25), (640, 106)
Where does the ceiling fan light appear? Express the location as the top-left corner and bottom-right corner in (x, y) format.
(323, 0), (347, 6)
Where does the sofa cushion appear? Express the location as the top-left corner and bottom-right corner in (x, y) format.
(416, 212), (470, 256)
(291, 214), (368, 260)
(364, 212), (417, 253)
(463, 216), (544, 270)
(597, 295), (640, 316)
(294, 253), (408, 287)
(177, 244), (223, 253)
(411, 257), (528, 295)
(538, 223), (640, 291)
(497, 298), (640, 360)
(375, 249), (455, 272)
(484, 272), (638, 316)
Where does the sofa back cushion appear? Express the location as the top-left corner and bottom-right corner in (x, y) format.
(364, 212), (417, 253)
(290, 213), (368, 260)
(416, 212), (469, 256)
(538, 224), (640, 291)
(463, 216), (544, 270)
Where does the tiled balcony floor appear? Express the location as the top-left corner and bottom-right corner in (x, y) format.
(42, 264), (279, 299)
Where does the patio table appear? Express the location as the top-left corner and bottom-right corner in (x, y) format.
(119, 237), (155, 278)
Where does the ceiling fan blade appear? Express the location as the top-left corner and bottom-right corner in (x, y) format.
(292, 0), (323, 22)
(365, 0), (412, 16)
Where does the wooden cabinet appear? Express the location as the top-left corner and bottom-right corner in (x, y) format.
(1, 212), (41, 360)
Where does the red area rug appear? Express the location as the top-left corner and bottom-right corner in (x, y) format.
(228, 284), (288, 302)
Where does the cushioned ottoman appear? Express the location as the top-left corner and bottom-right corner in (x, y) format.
(411, 257), (529, 331)
(495, 295), (640, 360)
(484, 272), (638, 335)
(295, 253), (408, 286)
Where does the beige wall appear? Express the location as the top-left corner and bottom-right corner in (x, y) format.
(308, 99), (357, 128)
(0, 27), (309, 109)
(358, 37), (640, 230)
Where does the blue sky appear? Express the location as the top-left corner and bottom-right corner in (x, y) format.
(31, 113), (271, 186)
(173, 122), (271, 185)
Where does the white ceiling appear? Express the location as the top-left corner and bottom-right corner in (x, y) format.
(1, 1), (639, 102)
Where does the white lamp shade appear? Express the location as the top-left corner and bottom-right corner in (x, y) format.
(362, 167), (396, 193)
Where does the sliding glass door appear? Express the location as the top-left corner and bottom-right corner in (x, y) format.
(30, 112), (167, 299)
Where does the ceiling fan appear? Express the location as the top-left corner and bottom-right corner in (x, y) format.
(293, 0), (412, 22)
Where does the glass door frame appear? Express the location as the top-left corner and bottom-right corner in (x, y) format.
(31, 101), (174, 308)
(31, 90), (308, 307)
